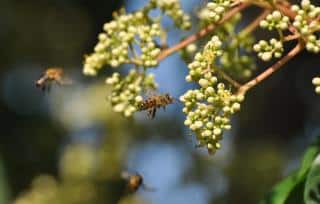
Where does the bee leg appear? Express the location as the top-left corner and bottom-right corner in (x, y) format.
(151, 108), (156, 119)
(142, 183), (156, 192)
(47, 84), (51, 92)
(147, 109), (152, 118)
(147, 108), (156, 119)
(56, 79), (62, 86)
(41, 85), (46, 92)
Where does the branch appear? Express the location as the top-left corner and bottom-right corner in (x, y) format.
(274, 3), (296, 20)
(239, 9), (271, 38)
(157, 2), (250, 61)
(283, 33), (300, 42)
(248, 1), (296, 20)
(238, 41), (305, 95)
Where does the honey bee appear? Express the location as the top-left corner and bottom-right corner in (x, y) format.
(35, 67), (72, 91)
(138, 93), (174, 119)
(121, 171), (155, 192)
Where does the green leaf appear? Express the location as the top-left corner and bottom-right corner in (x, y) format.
(304, 154), (320, 204)
(260, 140), (320, 204)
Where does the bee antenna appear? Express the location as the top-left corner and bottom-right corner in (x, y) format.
(172, 96), (183, 105)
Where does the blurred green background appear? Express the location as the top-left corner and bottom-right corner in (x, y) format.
(0, 0), (320, 203)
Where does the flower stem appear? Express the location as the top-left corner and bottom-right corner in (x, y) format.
(238, 41), (305, 95)
(157, 2), (250, 61)
(239, 9), (271, 38)
(216, 68), (242, 88)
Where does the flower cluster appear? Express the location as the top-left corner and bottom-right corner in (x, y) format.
(198, 0), (233, 23)
(186, 36), (223, 82)
(312, 77), (320, 94)
(151, 0), (191, 29)
(106, 70), (157, 117)
(306, 34), (320, 53)
(83, 0), (191, 75)
(291, 0), (320, 53)
(83, 9), (161, 75)
(180, 80), (244, 154)
(291, 0), (320, 35)
(259, 11), (290, 31)
(181, 35), (242, 154)
(253, 38), (284, 61)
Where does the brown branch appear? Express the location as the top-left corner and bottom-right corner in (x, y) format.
(156, 2), (250, 61)
(239, 9), (271, 37)
(249, 1), (296, 20)
(238, 41), (305, 95)
(283, 33), (300, 42)
(275, 4), (296, 20)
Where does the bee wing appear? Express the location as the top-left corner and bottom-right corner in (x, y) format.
(60, 77), (73, 85)
(41, 84), (51, 93)
(142, 183), (156, 192)
(41, 85), (46, 92)
(172, 96), (183, 105)
(172, 96), (179, 103)
(121, 171), (131, 180)
(144, 88), (157, 98)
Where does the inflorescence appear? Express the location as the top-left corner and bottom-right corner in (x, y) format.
(259, 11), (290, 31)
(312, 77), (320, 94)
(291, 0), (320, 53)
(253, 38), (284, 61)
(253, 0), (320, 61)
(83, 0), (191, 76)
(82, 0), (320, 155)
(180, 36), (244, 154)
(84, 0), (191, 117)
(199, 0), (233, 23)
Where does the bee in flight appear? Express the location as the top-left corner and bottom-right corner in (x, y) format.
(138, 93), (174, 119)
(121, 171), (155, 193)
(35, 67), (72, 91)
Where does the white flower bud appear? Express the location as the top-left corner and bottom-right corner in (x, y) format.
(213, 128), (222, 136)
(113, 103), (126, 112)
(194, 121), (203, 129)
(202, 130), (212, 137)
(232, 102), (241, 111)
(186, 44), (197, 53)
(261, 52), (272, 61)
(312, 77), (320, 86)
(199, 79), (209, 88)
(135, 95), (143, 103)
(184, 119), (192, 126)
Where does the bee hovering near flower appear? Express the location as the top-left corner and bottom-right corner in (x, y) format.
(35, 67), (72, 91)
(121, 171), (155, 193)
(138, 93), (175, 119)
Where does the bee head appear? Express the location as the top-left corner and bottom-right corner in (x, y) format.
(137, 102), (144, 109)
(35, 80), (41, 87)
(165, 93), (174, 102)
(128, 174), (143, 191)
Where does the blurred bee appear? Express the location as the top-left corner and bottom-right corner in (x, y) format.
(121, 171), (155, 193)
(35, 67), (72, 91)
(138, 93), (174, 119)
